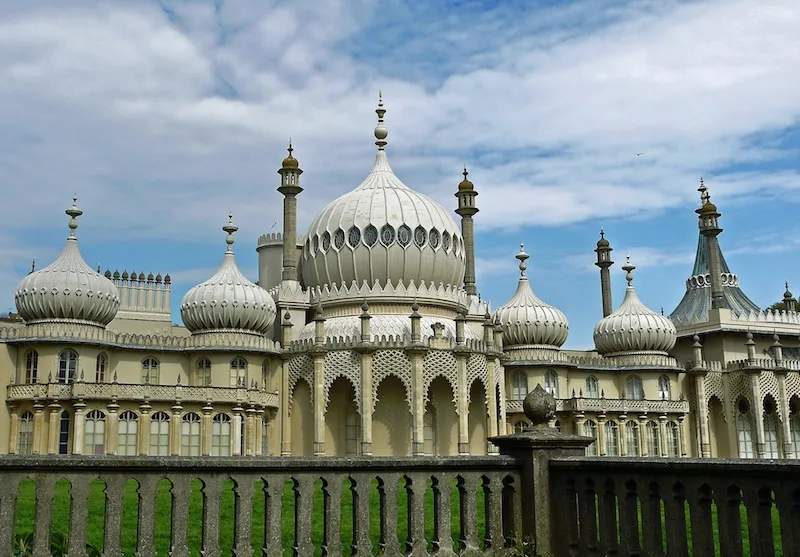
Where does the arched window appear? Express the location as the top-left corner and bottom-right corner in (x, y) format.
(59, 411), (70, 454)
(511, 372), (528, 400)
(646, 420), (660, 456)
(625, 421), (640, 456)
(605, 421), (619, 456)
(513, 420), (528, 433)
(84, 410), (106, 455)
(141, 357), (159, 384)
(181, 413), (201, 456)
(666, 421), (680, 457)
(584, 420), (598, 456)
(118, 411), (138, 456)
(58, 350), (78, 384)
(96, 354), (107, 382)
(763, 398), (781, 459)
(346, 409), (361, 456)
(544, 371), (558, 397)
(230, 357), (247, 387)
(149, 411), (170, 456)
(212, 414), (231, 456)
(585, 376), (599, 399)
(736, 398), (755, 459)
(657, 375), (671, 400)
(25, 350), (38, 384)
(197, 358), (211, 386)
(18, 411), (34, 454)
(626, 376), (645, 400)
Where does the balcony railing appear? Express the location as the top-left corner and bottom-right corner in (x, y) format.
(507, 397), (690, 415)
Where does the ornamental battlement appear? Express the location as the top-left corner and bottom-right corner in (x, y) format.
(730, 308), (800, 325)
(257, 233), (307, 248)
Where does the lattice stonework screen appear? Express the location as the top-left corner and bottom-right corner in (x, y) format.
(422, 350), (458, 405)
(323, 350), (361, 413)
(371, 350), (412, 413)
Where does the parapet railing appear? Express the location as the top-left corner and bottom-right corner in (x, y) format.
(0, 455), (522, 557)
(549, 456), (800, 557)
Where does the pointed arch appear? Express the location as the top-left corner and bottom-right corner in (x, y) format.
(325, 376), (360, 456)
(373, 375), (411, 456)
(290, 378), (314, 456)
(427, 376), (458, 456)
(468, 378), (487, 455)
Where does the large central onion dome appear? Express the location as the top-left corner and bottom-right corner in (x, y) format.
(15, 197), (120, 327)
(494, 245), (569, 348)
(180, 215), (276, 335)
(301, 96), (465, 291)
(593, 257), (676, 355)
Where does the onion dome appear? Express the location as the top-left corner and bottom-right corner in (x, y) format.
(593, 256), (676, 355)
(180, 214), (276, 335)
(15, 196), (120, 326)
(281, 141), (300, 169)
(301, 94), (465, 291)
(494, 244), (569, 348)
(458, 167), (474, 192)
(596, 228), (610, 248)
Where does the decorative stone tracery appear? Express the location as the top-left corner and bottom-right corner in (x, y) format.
(371, 350), (412, 413)
(422, 350), (458, 405)
(322, 350), (361, 413)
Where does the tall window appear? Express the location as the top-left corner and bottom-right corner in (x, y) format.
(230, 357), (247, 387)
(513, 421), (528, 433)
(181, 413), (201, 456)
(790, 413), (800, 459)
(544, 371), (558, 397)
(585, 376), (599, 399)
(58, 350), (78, 384)
(261, 416), (269, 455)
(422, 410), (436, 456)
(25, 350), (38, 383)
(346, 409), (361, 456)
(763, 399), (781, 459)
(197, 358), (212, 386)
(657, 375), (671, 400)
(625, 421), (640, 456)
(584, 420), (598, 456)
(18, 411), (34, 454)
(95, 354), (107, 382)
(511, 372), (527, 400)
(149, 411), (170, 456)
(604, 421), (619, 456)
(84, 410), (105, 455)
(626, 376), (645, 400)
(666, 421), (680, 457)
(141, 357), (159, 384)
(59, 411), (70, 454)
(118, 411), (138, 456)
(646, 420), (660, 456)
(736, 399), (755, 459)
(212, 414), (231, 456)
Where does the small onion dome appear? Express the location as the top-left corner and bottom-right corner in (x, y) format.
(593, 256), (676, 355)
(281, 141), (299, 169)
(180, 214), (276, 335)
(784, 281), (794, 301)
(596, 229), (610, 248)
(494, 244), (569, 348)
(458, 167), (474, 192)
(15, 196), (120, 326)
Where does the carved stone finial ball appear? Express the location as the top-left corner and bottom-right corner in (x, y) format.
(523, 384), (556, 426)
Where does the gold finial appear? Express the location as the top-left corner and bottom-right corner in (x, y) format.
(281, 139), (299, 169)
(458, 165), (474, 192)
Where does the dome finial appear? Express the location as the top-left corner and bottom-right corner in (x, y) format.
(515, 243), (529, 278)
(29, 259), (35, 274)
(374, 92), (388, 151)
(458, 165), (474, 192)
(66, 195), (83, 238)
(223, 212), (238, 253)
(698, 177), (709, 205)
(622, 254), (636, 286)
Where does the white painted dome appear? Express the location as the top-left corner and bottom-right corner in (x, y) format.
(15, 197), (120, 327)
(593, 258), (676, 355)
(180, 215), (276, 336)
(301, 97), (465, 292)
(494, 245), (569, 348)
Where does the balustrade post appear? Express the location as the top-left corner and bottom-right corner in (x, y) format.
(66, 474), (91, 557)
(31, 474), (55, 557)
(378, 474), (402, 557)
(489, 385), (593, 556)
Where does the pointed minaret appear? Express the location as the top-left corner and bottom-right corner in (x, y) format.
(455, 166), (479, 296)
(594, 228), (614, 317)
(784, 282), (796, 312)
(277, 141), (303, 281)
(696, 179), (727, 310)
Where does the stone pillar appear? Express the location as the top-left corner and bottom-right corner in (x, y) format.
(489, 385), (593, 557)
(677, 415), (687, 457)
(139, 402), (151, 455)
(8, 407), (19, 454)
(747, 368), (765, 458)
(232, 405), (243, 456)
(776, 369), (793, 459)
(201, 402), (213, 456)
(245, 406), (257, 456)
(312, 305), (327, 456)
(486, 358), (499, 454)
(658, 414), (668, 457)
(691, 365), (711, 458)
(454, 168), (479, 296)
(277, 144), (304, 282)
(456, 352), (469, 454)
(170, 402), (183, 456)
(597, 414), (607, 456)
(72, 402), (86, 455)
(280, 310), (293, 456)
(619, 412), (628, 456)
(106, 400), (119, 455)
(359, 302), (374, 456)
(408, 348), (427, 456)
(32, 401), (45, 455)
(639, 413), (649, 456)
(255, 409), (265, 455)
(47, 403), (62, 455)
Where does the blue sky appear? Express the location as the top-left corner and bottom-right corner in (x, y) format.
(1, 0), (799, 348)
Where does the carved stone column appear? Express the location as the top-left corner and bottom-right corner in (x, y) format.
(358, 301), (374, 456)
(691, 370), (711, 458)
(47, 402), (62, 454)
(280, 311), (293, 456)
(455, 351), (469, 454)
(170, 402), (183, 456)
(776, 368), (793, 458)
(407, 347), (427, 456)
(658, 414), (668, 457)
(32, 401), (45, 455)
(72, 402), (86, 455)
(106, 399), (119, 455)
(312, 306), (327, 456)
(8, 406), (19, 454)
(139, 401), (151, 455)
(232, 405), (244, 456)
(746, 367), (765, 458)
(619, 412), (628, 456)
(597, 413), (607, 456)
(486, 358), (499, 454)
(639, 413), (649, 456)
(245, 405), (257, 456)
(201, 401), (213, 456)
(677, 415), (687, 457)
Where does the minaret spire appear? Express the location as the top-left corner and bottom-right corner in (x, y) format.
(277, 140), (304, 281)
(595, 228), (614, 317)
(455, 165), (479, 296)
(695, 178), (728, 310)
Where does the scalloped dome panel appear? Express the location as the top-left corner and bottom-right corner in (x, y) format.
(15, 238), (120, 326)
(495, 277), (569, 348)
(301, 151), (465, 292)
(593, 286), (677, 355)
(180, 253), (276, 335)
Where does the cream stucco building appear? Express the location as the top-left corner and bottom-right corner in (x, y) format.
(2, 98), (799, 460)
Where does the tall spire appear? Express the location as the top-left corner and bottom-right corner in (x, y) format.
(595, 227), (614, 317)
(277, 141), (304, 282)
(455, 164), (480, 296)
(374, 92), (388, 151)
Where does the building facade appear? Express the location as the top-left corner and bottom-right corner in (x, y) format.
(2, 98), (799, 459)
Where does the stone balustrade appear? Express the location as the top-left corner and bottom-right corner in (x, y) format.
(7, 382), (279, 408)
(0, 455), (521, 557)
(549, 456), (800, 557)
(506, 397), (689, 415)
